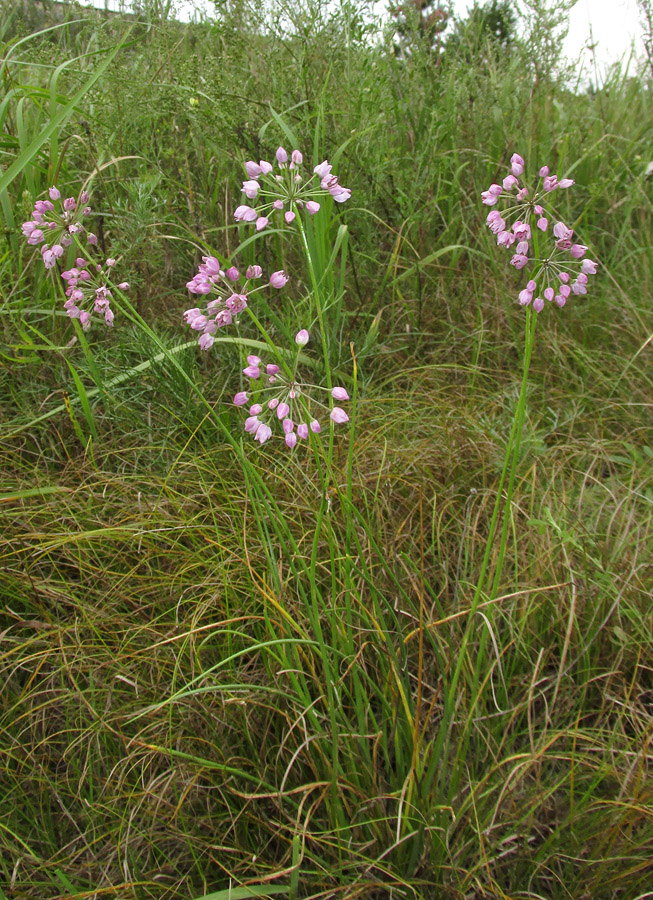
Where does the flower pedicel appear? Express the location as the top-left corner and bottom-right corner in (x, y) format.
(482, 154), (598, 311)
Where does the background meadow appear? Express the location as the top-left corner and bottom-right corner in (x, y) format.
(0, 1), (651, 898)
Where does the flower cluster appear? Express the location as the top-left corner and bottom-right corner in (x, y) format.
(61, 258), (128, 330)
(184, 260), (289, 350)
(21, 187), (96, 268)
(482, 154), (598, 311)
(235, 148), (351, 231)
(233, 331), (350, 448)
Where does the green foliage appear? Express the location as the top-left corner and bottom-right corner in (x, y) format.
(0, 2), (651, 899)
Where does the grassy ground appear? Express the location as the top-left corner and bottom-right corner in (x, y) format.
(0, 2), (651, 898)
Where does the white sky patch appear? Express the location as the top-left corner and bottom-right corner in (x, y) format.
(63, 0), (647, 77)
(448, 0), (644, 77)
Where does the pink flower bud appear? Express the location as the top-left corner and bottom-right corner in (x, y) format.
(510, 254), (528, 269)
(560, 284), (571, 298)
(516, 241), (529, 256)
(314, 160), (332, 179)
(510, 153), (525, 176)
(518, 289), (533, 306)
(87, 233), (97, 245)
(246, 265), (262, 278)
(555, 295), (566, 308)
(270, 270), (289, 289)
(249, 403), (263, 415)
(332, 386), (349, 401)
(259, 160), (273, 175)
(544, 287), (554, 301)
(285, 432), (297, 449)
(527, 280), (537, 292)
(106, 257), (116, 267)
(277, 402), (290, 419)
(198, 333), (215, 350)
(503, 174), (518, 191)
(533, 297), (545, 313)
(559, 178), (574, 188)
(242, 181), (259, 200)
(273, 199), (283, 210)
(27, 229), (44, 245)
(276, 146), (288, 164)
(543, 175), (559, 191)
(536, 217), (548, 232)
(284, 211), (296, 224)
(104, 308), (114, 326)
(255, 217), (269, 231)
(63, 197), (76, 211)
(306, 201), (320, 214)
(330, 407), (349, 424)
(516, 187), (529, 201)
(558, 272), (570, 283)
(226, 266), (239, 281)
(80, 191), (89, 204)
(297, 423), (309, 439)
(234, 392), (248, 406)
(254, 423), (272, 444)
(570, 244), (587, 259)
(268, 398), (279, 410)
(291, 150), (303, 166)
(244, 415), (259, 434)
(245, 161), (262, 178)
(234, 205), (257, 222)
(49, 186), (61, 201)
(266, 364), (280, 375)
(310, 419), (321, 433)
(247, 355), (261, 366)
(282, 418), (294, 434)
(295, 329), (309, 345)
(581, 259), (597, 275)
(539, 165), (549, 177)
(243, 365), (260, 378)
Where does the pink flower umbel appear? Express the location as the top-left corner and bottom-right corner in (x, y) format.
(61, 257), (128, 330)
(233, 332), (350, 448)
(482, 156), (598, 312)
(21, 188), (94, 268)
(184, 259), (288, 350)
(235, 150), (351, 230)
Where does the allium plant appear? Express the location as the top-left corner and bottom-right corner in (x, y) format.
(21, 187), (97, 268)
(482, 154), (598, 311)
(184, 259), (289, 350)
(426, 156), (600, 814)
(61, 257), (128, 330)
(233, 331), (350, 448)
(235, 148), (351, 231)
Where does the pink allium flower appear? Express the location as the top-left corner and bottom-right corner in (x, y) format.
(235, 150), (351, 229)
(60, 257), (124, 329)
(295, 329), (309, 345)
(270, 270), (289, 289)
(233, 340), (350, 448)
(184, 258), (287, 348)
(330, 407), (349, 424)
(483, 153), (597, 313)
(22, 187), (94, 268)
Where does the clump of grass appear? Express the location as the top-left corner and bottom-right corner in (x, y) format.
(1, 2), (651, 899)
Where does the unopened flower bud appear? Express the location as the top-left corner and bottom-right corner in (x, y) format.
(270, 270), (289, 289)
(295, 329), (309, 345)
